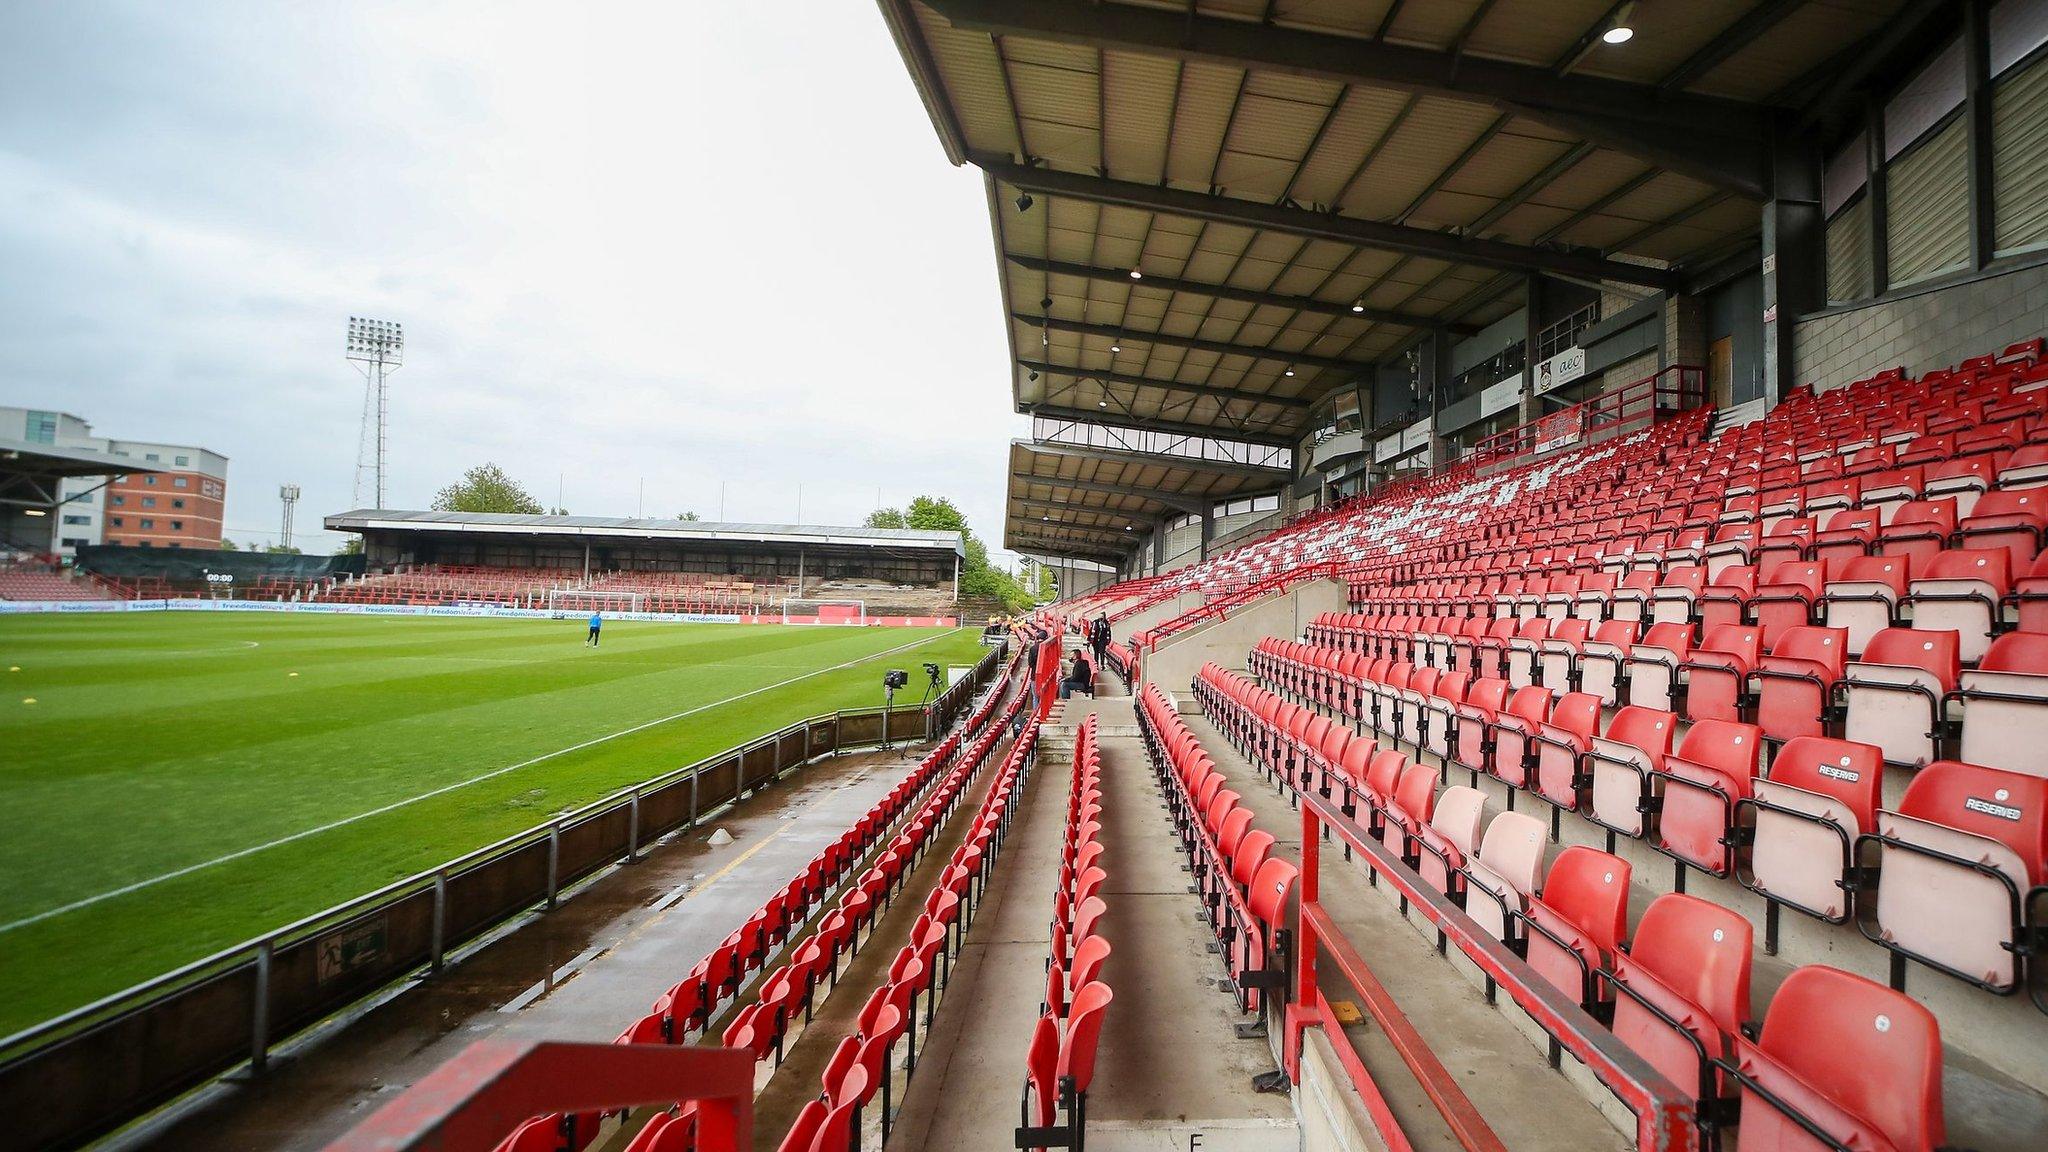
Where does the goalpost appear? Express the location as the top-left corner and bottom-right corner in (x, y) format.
(780, 598), (868, 625)
(547, 588), (644, 616)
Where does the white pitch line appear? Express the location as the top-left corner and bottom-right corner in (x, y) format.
(0, 629), (957, 935)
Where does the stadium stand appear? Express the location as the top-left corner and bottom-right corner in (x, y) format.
(0, 561), (115, 601)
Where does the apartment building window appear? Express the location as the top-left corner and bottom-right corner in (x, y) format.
(172, 499), (185, 509)
(60, 537), (88, 549)
(145, 453), (159, 462)
(26, 411), (58, 444)
(140, 519), (154, 529)
(168, 542), (181, 549)
(62, 514), (90, 525)
(110, 517), (124, 527)
(170, 520), (183, 531)
(173, 477), (189, 488)
(138, 541), (152, 548)
(145, 475), (157, 485)
(66, 492), (91, 502)
(142, 497), (156, 508)
(111, 495), (125, 506)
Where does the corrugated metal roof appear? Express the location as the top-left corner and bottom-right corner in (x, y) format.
(323, 511), (966, 554)
(889, 0), (1922, 562)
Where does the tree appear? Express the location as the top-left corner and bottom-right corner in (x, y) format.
(265, 543), (302, 555)
(432, 463), (544, 514)
(863, 508), (906, 529)
(870, 494), (1039, 612)
(219, 538), (239, 551)
(676, 511), (701, 521)
(337, 536), (365, 555)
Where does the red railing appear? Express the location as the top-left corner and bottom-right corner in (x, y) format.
(321, 1040), (753, 1152)
(1290, 789), (1699, 1152)
(1130, 561), (1343, 656)
(1463, 365), (1704, 471)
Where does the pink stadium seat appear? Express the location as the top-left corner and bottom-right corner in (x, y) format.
(1844, 628), (1960, 768)
(1862, 760), (2048, 992)
(1610, 893), (1752, 1129)
(1958, 631), (2048, 777)
(1738, 736), (1883, 930)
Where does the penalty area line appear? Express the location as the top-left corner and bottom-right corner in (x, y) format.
(0, 628), (959, 935)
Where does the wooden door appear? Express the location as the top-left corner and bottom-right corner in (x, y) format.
(1707, 336), (1735, 409)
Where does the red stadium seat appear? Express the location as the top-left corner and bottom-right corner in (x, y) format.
(1726, 966), (1944, 1152)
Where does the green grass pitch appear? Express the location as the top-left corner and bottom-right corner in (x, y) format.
(0, 612), (988, 1037)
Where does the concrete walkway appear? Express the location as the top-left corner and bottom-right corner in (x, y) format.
(1176, 705), (1633, 1152)
(891, 696), (1295, 1152)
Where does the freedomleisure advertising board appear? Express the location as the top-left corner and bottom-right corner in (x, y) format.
(0, 600), (957, 626)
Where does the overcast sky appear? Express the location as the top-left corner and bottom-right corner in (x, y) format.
(0, 2), (1027, 556)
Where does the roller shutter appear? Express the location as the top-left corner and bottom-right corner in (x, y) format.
(1826, 196), (1874, 303)
(1995, 51), (2048, 255)
(1886, 117), (1970, 286)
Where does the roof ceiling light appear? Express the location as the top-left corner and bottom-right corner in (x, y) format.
(1110, 341), (1121, 352)
(1284, 366), (1296, 377)
(1097, 399), (1108, 407)
(1602, 2), (1635, 43)
(1351, 302), (1365, 313)
(1128, 268), (1142, 280)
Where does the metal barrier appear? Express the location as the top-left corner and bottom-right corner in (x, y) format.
(321, 1040), (754, 1152)
(0, 646), (1000, 1152)
(1462, 365), (1705, 470)
(1291, 788), (1700, 1152)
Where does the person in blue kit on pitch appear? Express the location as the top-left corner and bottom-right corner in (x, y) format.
(586, 611), (603, 647)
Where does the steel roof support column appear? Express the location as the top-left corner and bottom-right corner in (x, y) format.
(1424, 329), (1453, 469)
(1199, 502), (1215, 562)
(1761, 124), (1823, 404)
(1520, 275), (1545, 425)
(1964, 0), (1995, 270)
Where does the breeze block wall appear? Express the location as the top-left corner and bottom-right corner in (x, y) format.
(1793, 259), (2048, 390)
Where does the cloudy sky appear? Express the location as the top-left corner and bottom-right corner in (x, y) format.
(0, 2), (1026, 555)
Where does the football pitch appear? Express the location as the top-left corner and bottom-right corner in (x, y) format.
(0, 612), (986, 1037)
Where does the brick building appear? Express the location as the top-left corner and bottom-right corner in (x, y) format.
(1, 407), (228, 554)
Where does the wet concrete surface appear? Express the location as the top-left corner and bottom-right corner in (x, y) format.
(108, 747), (928, 1152)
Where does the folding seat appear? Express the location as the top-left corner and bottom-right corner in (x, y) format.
(1749, 626), (1848, 744)
(1650, 719), (1764, 880)
(1420, 671), (1469, 763)
(1957, 487), (2047, 566)
(1718, 493), (1762, 525)
(1625, 622), (1694, 712)
(1514, 576), (1550, 621)
(1503, 617), (1552, 690)
(1473, 616), (1519, 679)
(1606, 569), (1658, 623)
(1803, 475), (1860, 518)
(1695, 564), (1757, 631)
(1757, 485), (1803, 533)
(1726, 966), (1945, 1152)
(1413, 785), (1486, 899)
(1582, 707), (1677, 845)
(1682, 624), (1763, 724)
(1924, 454), (1999, 515)
(1488, 686), (1553, 793)
(1531, 691), (1602, 821)
(1382, 763), (1437, 857)
(1649, 564), (1706, 625)
(1459, 810), (1547, 945)
(1533, 617), (1590, 695)
(1898, 431), (1958, 469)
(1842, 445), (1902, 480)
(1703, 524), (1760, 579)
(1753, 517), (1817, 571)
(1450, 677), (1511, 781)
(1737, 736), (1883, 934)
(1906, 547), (2009, 662)
(1959, 631), (2048, 777)
(1519, 846), (1631, 1011)
(1875, 497), (1958, 562)
(1609, 893), (1753, 1128)
(1997, 442), (2048, 489)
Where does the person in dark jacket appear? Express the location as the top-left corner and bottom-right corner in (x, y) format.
(1089, 614), (1111, 666)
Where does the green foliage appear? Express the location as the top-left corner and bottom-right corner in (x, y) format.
(431, 463), (545, 515)
(265, 544), (302, 555)
(675, 512), (701, 521)
(337, 536), (365, 555)
(219, 539), (239, 551)
(872, 494), (1036, 612)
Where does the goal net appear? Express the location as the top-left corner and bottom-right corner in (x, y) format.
(547, 588), (644, 615)
(780, 598), (868, 625)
